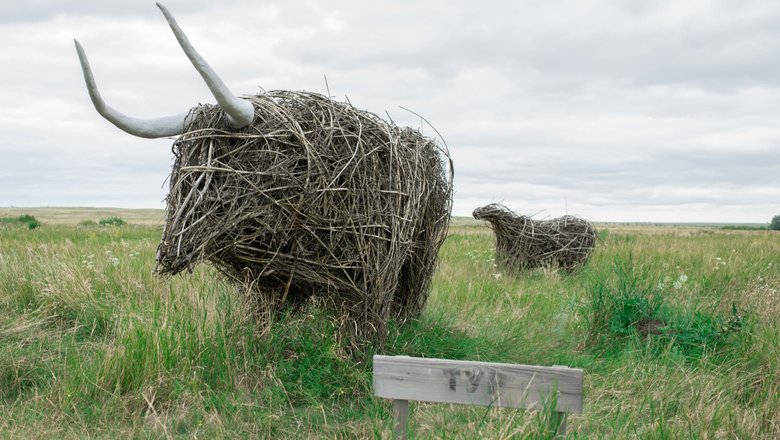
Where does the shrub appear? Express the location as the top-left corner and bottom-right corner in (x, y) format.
(770, 215), (780, 231)
(0, 214), (40, 229)
(98, 217), (125, 226)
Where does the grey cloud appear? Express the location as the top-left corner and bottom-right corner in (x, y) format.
(285, 1), (780, 91)
(0, 1), (250, 24)
(2, 0), (778, 222)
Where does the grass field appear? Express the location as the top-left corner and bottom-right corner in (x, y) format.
(0, 207), (166, 226)
(0, 210), (778, 438)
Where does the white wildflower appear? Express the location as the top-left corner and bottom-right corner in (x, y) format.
(673, 273), (688, 289)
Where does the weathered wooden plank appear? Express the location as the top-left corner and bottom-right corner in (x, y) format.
(553, 411), (567, 438)
(393, 399), (408, 440)
(373, 355), (583, 414)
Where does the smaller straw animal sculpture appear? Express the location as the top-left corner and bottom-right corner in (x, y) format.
(473, 203), (597, 272)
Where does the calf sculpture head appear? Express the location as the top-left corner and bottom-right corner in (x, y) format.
(75, 3), (454, 343)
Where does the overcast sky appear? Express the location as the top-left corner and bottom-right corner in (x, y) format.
(1, 0), (778, 222)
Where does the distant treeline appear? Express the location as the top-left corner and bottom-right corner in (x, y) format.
(720, 225), (769, 231)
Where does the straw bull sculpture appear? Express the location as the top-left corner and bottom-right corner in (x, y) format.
(75, 3), (453, 341)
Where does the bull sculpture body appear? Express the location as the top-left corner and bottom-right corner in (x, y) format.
(473, 203), (596, 272)
(76, 3), (453, 341)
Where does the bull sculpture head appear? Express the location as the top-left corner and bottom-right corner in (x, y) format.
(75, 3), (453, 342)
(75, 3), (254, 138)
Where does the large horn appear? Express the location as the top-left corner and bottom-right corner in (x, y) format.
(156, 3), (255, 128)
(74, 40), (191, 138)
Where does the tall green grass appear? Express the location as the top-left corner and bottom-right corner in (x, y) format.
(0, 222), (778, 438)
(582, 254), (747, 360)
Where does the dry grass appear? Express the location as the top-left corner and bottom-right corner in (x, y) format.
(0, 207), (165, 225)
(1, 211), (778, 438)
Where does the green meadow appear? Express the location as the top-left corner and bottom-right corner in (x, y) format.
(0, 210), (778, 438)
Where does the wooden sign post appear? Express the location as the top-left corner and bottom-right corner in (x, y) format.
(373, 355), (584, 439)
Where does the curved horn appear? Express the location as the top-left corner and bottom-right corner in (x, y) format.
(156, 3), (255, 128)
(74, 40), (190, 138)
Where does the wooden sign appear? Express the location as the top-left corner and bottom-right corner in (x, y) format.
(373, 355), (584, 439)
